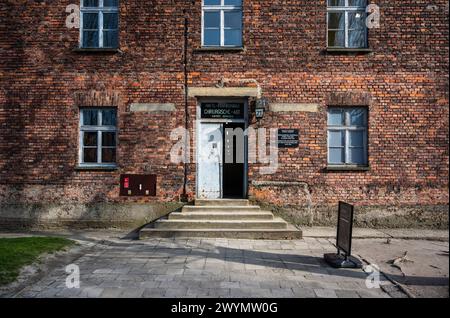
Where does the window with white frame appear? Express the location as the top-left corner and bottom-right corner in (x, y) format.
(80, 0), (119, 49)
(79, 108), (117, 167)
(327, 0), (368, 48)
(327, 107), (368, 166)
(202, 0), (243, 47)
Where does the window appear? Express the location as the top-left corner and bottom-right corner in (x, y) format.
(79, 108), (117, 167)
(202, 0), (243, 47)
(327, 0), (368, 48)
(80, 0), (119, 49)
(327, 107), (368, 166)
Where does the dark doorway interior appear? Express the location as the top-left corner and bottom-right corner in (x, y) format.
(222, 122), (246, 198)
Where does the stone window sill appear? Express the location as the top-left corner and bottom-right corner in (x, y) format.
(194, 47), (245, 53)
(75, 165), (118, 171)
(325, 48), (373, 54)
(73, 48), (121, 53)
(325, 165), (370, 172)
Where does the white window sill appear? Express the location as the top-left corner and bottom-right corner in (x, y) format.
(326, 165), (370, 171)
(73, 48), (121, 53)
(76, 165), (118, 171)
(195, 46), (245, 52)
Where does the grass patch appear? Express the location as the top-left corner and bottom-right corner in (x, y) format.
(0, 237), (75, 285)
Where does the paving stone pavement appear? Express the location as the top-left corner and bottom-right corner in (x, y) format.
(14, 237), (399, 298)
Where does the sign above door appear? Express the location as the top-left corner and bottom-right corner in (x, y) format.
(201, 103), (245, 120)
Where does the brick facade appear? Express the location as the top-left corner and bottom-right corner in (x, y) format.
(0, 1), (448, 228)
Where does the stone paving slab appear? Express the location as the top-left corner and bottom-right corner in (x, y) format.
(8, 237), (399, 299)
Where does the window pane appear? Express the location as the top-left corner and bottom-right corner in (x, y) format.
(329, 131), (344, 147)
(328, 30), (345, 47)
(83, 148), (97, 163)
(328, 12), (345, 30)
(328, 0), (345, 6)
(104, 0), (118, 7)
(224, 11), (242, 28)
(83, 0), (99, 7)
(83, 13), (98, 29)
(349, 0), (367, 7)
(83, 31), (99, 48)
(204, 29), (220, 46)
(83, 132), (98, 146)
(349, 108), (366, 126)
(224, 29), (242, 46)
(102, 132), (116, 147)
(224, 0), (242, 6)
(348, 29), (367, 48)
(103, 30), (118, 48)
(102, 148), (116, 163)
(204, 0), (221, 5)
(349, 11), (366, 30)
(102, 109), (117, 126)
(329, 148), (345, 164)
(204, 11), (220, 28)
(349, 131), (364, 147)
(103, 13), (118, 29)
(349, 148), (365, 164)
(82, 109), (98, 125)
(328, 109), (344, 126)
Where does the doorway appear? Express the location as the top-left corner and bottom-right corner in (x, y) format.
(196, 101), (248, 200)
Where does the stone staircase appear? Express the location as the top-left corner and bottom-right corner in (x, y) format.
(139, 199), (302, 240)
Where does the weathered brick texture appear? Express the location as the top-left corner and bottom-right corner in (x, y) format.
(0, 1), (448, 227)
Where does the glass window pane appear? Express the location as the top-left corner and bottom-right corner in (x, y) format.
(204, 29), (220, 46)
(349, 148), (365, 164)
(224, 29), (242, 46)
(102, 148), (116, 163)
(328, 0), (345, 7)
(204, 11), (220, 28)
(224, 11), (242, 28)
(329, 148), (345, 164)
(328, 30), (345, 47)
(83, 148), (97, 163)
(83, 31), (99, 48)
(83, 13), (98, 29)
(83, 0), (99, 7)
(83, 132), (98, 146)
(102, 109), (117, 126)
(349, 131), (364, 147)
(328, 109), (344, 126)
(348, 29), (367, 48)
(329, 131), (344, 147)
(349, 12), (366, 30)
(103, 30), (118, 48)
(103, 13), (118, 29)
(349, 0), (367, 7)
(104, 0), (118, 7)
(82, 109), (98, 125)
(102, 132), (116, 147)
(328, 12), (345, 30)
(349, 108), (366, 126)
(224, 0), (242, 6)
(204, 0), (221, 5)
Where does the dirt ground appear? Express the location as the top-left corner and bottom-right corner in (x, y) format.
(352, 239), (449, 298)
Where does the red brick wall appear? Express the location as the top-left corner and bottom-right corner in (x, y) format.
(0, 1), (448, 212)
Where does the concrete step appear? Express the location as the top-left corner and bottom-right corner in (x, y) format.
(169, 211), (274, 221)
(182, 205), (261, 213)
(139, 226), (303, 240)
(153, 218), (288, 230)
(195, 199), (250, 206)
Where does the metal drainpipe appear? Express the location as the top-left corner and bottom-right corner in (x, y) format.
(182, 7), (190, 202)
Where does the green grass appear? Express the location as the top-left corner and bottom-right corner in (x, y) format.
(0, 237), (75, 285)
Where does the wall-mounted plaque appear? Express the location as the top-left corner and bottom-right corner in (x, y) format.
(278, 129), (299, 148)
(201, 103), (245, 119)
(120, 174), (157, 197)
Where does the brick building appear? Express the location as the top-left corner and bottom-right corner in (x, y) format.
(0, 0), (448, 230)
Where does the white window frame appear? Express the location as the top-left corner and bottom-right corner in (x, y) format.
(327, 107), (368, 166)
(80, 0), (119, 49)
(327, 0), (368, 48)
(79, 108), (118, 168)
(202, 0), (243, 47)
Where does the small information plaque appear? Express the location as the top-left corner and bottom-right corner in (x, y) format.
(278, 129), (299, 148)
